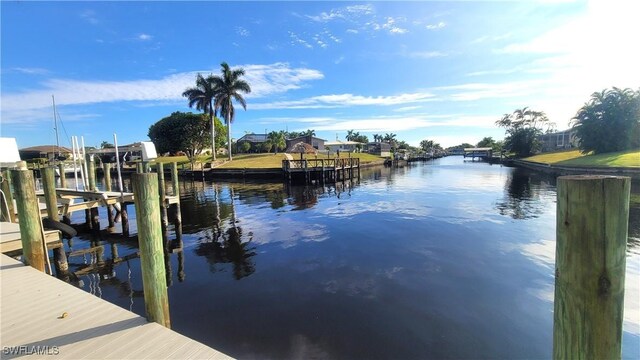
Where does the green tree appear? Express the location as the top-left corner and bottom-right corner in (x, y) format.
(268, 131), (286, 154)
(148, 112), (225, 161)
(211, 62), (252, 161)
(261, 141), (273, 153)
(182, 73), (218, 161)
(100, 141), (114, 149)
(496, 107), (552, 158)
(238, 141), (251, 153)
(571, 87), (640, 154)
(300, 129), (316, 137)
(346, 130), (356, 141)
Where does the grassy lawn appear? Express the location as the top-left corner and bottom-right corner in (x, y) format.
(523, 149), (639, 168)
(217, 153), (287, 169)
(523, 150), (585, 164)
(556, 149), (639, 168)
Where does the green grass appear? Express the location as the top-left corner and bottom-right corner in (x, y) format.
(523, 149), (639, 168)
(556, 149), (639, 168)
(523, 150), (586, 164)
(217, 153), (288, 169)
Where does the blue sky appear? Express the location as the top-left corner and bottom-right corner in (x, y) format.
(2, 0), (638, 149)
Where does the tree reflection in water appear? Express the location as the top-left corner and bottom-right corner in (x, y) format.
(195, 226), (256, 280)
(495, 168), (555, 219)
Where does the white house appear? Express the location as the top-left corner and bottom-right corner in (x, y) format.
(324, 140), (365, 153)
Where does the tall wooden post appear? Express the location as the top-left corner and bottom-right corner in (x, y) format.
(103, 163), (115, 230)
(103, 163), (112, 191)
(554, 175), (630, 360)
(1, 169), (16, 222)
(86, 155), (100, 231)
(136, 162), (144, 174)
(157, 163), (171, 286)
(132, 173), (171, 328)
(11, 166), (46, 271)
(41, 167), (69, 277)
(57, 163), (67, 188)
(86, 154), (96, 191)
(170, 162), (182, 241)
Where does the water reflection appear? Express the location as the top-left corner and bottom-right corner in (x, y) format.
(195, 226), (257, 279)
(495, 168), (556, 219)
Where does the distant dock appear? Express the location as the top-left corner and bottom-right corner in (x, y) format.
(282, 158), (360, 183)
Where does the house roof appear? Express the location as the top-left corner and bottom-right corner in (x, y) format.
(287, 135), (326, 142)
(325, 140), (364, 146)
(19, 145), (72, 153)
(238, 134), (268, 142)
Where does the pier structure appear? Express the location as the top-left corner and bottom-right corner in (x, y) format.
(463, 147), (493, 160)
(282, 157), (360, 184)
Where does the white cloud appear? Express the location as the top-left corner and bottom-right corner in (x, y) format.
(394, 106), (422, 112)
(334, 56), (345, 64)
(407, 51), (448, 59)
(346, 29), (359, 34)
(79, 10), (99, 24)
(251, 92), (436, 110)
(305, 4), (374, 22)
(9, 67), (49, 75)
(0, 63), (324, 123)
(496, 0), (640, 124)
(137, 33), (153, 41)
(425, 21), (446, 30)
(374, 17), (408, 35)
(235, 26), (250, 37)
(289, 31), (313, 49)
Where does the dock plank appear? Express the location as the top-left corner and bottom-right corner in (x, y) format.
(0, 221), (62, 254)
(0, 254), (232, 359)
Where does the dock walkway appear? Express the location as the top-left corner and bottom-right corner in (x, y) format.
(0, 254), (231, 359)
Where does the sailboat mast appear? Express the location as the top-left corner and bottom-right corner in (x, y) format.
(52, 95), (61, 159)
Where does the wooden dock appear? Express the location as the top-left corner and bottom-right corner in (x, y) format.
(0, 221), (62, 255)
(0, 254), (231, 359)
(283, 158), (360, 183)
(34, 189), (179, 218)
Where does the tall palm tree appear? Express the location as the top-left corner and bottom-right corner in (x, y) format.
(182, 73), (217, 161)
(211, 62), (251, 161)
(346, 130), (355, 141)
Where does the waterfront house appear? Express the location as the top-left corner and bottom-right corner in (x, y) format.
(366, 142), (391, 157)
(325, 140), (365, 153)
(539, 129), (578, 152)
(237, 133), (268, 147)
(19, 145), (72, 161)
(285, 135), (326, 150)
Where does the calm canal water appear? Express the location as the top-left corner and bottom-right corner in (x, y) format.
(67, 156), (639, 359)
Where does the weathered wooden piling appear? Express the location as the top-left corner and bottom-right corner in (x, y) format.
(1, 169), (16, 222)
(553, 175), (630, 360)
(132, 173), (171, 328)
(156, 163), (171, 286)
(57, 163), (67, 188)
(170, 162), (182, 241)
(136, 162), (144, 174)
(41, 167), (69, 277)
(11, 165), (46, 272)
(103, 163), (115, 230)
(85, 155), (100, 231)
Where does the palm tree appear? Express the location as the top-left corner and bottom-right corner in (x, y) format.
(211, 62), (251, 161)
(301, 129), (316, 137)
(182, 73), (217, 161)
(346, 130), (355, 141)
(268, 131), (286, 154)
